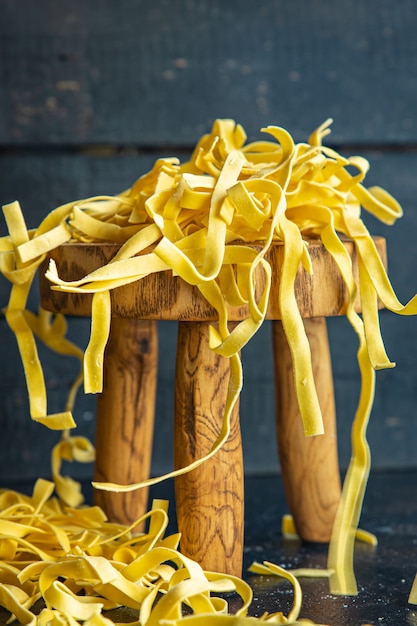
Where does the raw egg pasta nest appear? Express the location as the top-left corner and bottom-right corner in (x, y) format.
(1, 119), (417, 622)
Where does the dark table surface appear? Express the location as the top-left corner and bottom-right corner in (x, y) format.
(241, 471), (417, 625)
(147, 469), (417, 625)
(1, 470), (417, 625)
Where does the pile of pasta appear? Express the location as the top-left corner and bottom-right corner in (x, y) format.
(1, 118), (417, 623)
(0, 477), (322, 625)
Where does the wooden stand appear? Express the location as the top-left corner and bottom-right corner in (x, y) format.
(39, 237), (387, 575)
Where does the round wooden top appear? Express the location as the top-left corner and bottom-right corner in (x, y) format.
(39, 236), (386, 321)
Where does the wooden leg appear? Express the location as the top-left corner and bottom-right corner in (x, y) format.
(272, 317), (341, 542)
(94, 318), (157, 526)
(174, 321), (244, 576)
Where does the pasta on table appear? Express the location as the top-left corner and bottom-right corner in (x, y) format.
(1, 118), (417, 623)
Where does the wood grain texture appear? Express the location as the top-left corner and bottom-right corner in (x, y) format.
(174, 321), (244, 576)
(273, 317), (341, 542)
(94, 318), (157, 525)
(38, 237), (386, 321)
(1, 0), (416, 145)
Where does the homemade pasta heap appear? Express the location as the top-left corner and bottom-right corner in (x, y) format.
(1, 119), (417, 622)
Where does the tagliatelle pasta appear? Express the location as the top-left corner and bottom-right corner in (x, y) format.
(1, 118), (417, 622)
(0, 475), (319, 625)
(409, 576), (417, 605)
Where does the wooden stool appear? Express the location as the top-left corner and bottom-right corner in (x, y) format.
(39, 236), (386, 577)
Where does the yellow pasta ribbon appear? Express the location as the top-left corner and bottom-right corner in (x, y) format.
(16, 222), (71, 264)
(84, 290), (112, 394)
(1, 202), (76, 428)
(92, 351), (243, 492)
(23, 309), (84, 413)
(52, 435), (95, 507)
(409, 575), (417, 605)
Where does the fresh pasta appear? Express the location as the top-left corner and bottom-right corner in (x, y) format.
(1, 118), (416, 622)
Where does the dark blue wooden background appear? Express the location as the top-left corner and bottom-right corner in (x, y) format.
(1, 0), (416, 485)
